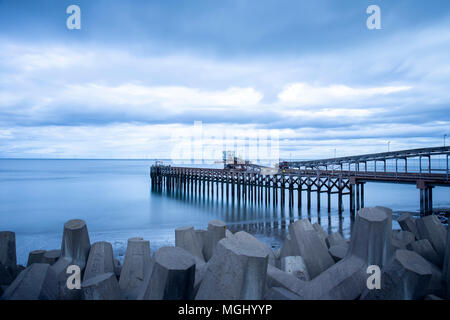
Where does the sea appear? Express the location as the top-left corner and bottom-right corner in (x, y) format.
(1, 159), (449, 265)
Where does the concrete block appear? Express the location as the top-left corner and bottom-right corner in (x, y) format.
(266, 264), (306, 297)
(83, 241), (115, 281)
(82, 272), (123, 300)
(175, 226), (205, 262)
(279, 234), (294, 259)
(348, 207), (392, 268)
(411, 239), (441, 267)
(443, 224), (450, 299)
(288, 219), (334, 279)
(51, 257), (82, 300)
(203, 220), (226, 261)
(312, 223), (328, 248)
(142, 247), (196, 300)
(306, 255), (367, 300)
(264, 286), (302, 300)
(41, 249), (61, 265)
(233, 231), (276, 266)
(328, 245), (348, 262)
(196, 236), (269, 300)
(416, 215), (447, 265)
(27, 250), (47, 267)
(119, 237), (151, 299)
(398, 212), (420, 239)
(280, 256), (310, 281)
(326, 232), (348, 248)
(225, 229), (234, 238)
(361, 249), (432, 300)
(391, 230), (415, 250)
(2, 263), (57, 300)
(0, 263), (14, 286)
(0, 231), (17, 271)
(61, 219), (91, 270)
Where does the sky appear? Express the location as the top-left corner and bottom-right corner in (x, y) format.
(0, 0), (449, 160)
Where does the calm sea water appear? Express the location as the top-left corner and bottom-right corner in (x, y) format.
(1, 159), (449, 265)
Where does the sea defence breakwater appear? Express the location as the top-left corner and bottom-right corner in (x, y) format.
(1, 206), (449, 300)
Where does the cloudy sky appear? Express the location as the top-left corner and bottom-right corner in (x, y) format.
(0, 0), (449, 159)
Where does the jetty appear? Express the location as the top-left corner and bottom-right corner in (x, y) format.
(151, 146), (450, 216)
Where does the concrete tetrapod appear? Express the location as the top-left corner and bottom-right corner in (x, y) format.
(347, 207), (392, 268)
(83, 241), (115, 281)
(0, 231), (17, 285)
(142, 246), (196, 300)
(82, 272), (122, 300)
(361, 249), (432, 300)
(175, 226), (205, 262)
(196, 235), (269, 300)
(443, 225), (450, 299)
(233, 231), (276, 266)
(203, 220), (226, 262)
(411, 239), (441, 268)
(397, 212), (420, 239)
(280, 256), (310, 281)
(1, 263), (57, 300)
(61, 219), (91, 270)
(416, 215), (447, 265)
(288, 219), (334, 279)
(119, 237), (151, 299)
(26, 250), (46, 267)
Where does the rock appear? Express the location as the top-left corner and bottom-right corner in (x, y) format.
(0, 231), (18, 286)
(82, 272), (122, 300)
(328, 245), (348, 262)
(27, 250), (47, 267)
(203, 220), (226, 261)
(326, 232), (348, 248)
(280, 256), (310, 281)
(264, 286), (302, 300)
(51, 257), (82, 300)
(312, 223), (328, 248)
(361, 249), (432, 300)
(41, 249), (61, 265)
(391, 230), (415, 250)
(196, 236), (269, 300)
(119, 237), (151, 299)
(83, 241), (115, 281)
(61, 219), (91, 270)
(175, 226), (205, 262)
(398, 212), (420, 239)
(306, 255), (367, 300)
(233, 231), (276, 266)
(141, 247), (196, 300)
(347, 207), (392, 268)
(2, 263), (57, 300)
(288, 219), (334, 279)
(416, 215), (447, 265)
(411, 239), (441, 268)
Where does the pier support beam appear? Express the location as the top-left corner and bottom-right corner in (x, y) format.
(417, 180), (433, 216)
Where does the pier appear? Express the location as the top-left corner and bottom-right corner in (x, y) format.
(151, 146), (450, 216)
